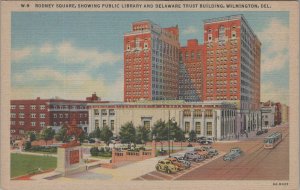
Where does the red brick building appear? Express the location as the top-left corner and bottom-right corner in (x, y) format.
(179, 39), (204, 101)
(10, 95), (101, 140)
(124, 20), (180, 102)
(202, 15), (261, 132)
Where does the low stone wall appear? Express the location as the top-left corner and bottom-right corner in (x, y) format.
(31, 139), (60, 146)
(145, 141), (199, 147)
(111, 140), (156, 164)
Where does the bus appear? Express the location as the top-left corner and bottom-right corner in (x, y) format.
(263, 132), (282, 149)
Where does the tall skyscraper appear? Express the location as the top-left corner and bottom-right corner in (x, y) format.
(203, 15), (261, 132)
(179, 39), (204, 102)
(124, 20), (180, 102)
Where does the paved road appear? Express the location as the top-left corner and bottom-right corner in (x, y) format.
(177, 126), (289, 180)
(134, 126), (289, 180)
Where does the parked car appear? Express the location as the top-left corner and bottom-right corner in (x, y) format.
(223, 147), (243, 161)
(194, 147), (210, 158)
(171, 154), (191, 169)
(198, 137), (214, 145)
(256, 130), (263, 136)
(184, 151), (205, 162)
(165, 157), (186, 170)
(197, 146), (219, 157)
(263, 129), (268, 133)
(155, 160), (178, 173)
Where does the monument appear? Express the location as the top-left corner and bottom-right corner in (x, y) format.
(55, 116), (86, 176)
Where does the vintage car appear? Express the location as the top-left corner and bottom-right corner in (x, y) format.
(194, 147), (210, 158)
(198, 137), (214, 145)
(155, 160), (178, 173)
(223, 147), (243, 161)
(256, 130), (264, 136)
(171, 154), (191, 169)
(198, 146), (219, 157)
(184, 151), (205, 162)
(165, 157), (186, 170)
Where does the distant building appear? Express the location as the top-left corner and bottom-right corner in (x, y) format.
(124, 20), (180, 102)
(10, 93), (104, 141)
(281, 104), (289, 124)
(260, 101), (275, 128)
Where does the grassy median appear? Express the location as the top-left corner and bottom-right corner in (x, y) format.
(11, 153), (57, 178)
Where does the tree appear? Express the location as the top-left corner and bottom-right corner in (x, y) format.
(119, 122), (136, 144)
(40, 127), (55, 145)
(27, 132), (36, 142)
(136, 125), (150, 144)
(100, 126), (113, 145)
(189, 130), (197, 142)
(24, 141), (31, 150)
(54, 127), (69, 142)
(89, 127), (101, 139)
(151, 120), (168, 141)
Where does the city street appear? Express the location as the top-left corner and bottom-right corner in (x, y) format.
(135, 125), (289, 180)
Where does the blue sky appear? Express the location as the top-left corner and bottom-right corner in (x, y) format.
(11, 11), (289, 105)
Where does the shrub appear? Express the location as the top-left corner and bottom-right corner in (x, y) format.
(90, 147), (99, 156)
(24, 141), (31, 150)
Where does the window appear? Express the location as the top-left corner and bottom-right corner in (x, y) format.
(101, 109), (107, 116)
(231, 31), (236, 39)
(31, 122), (36, 127)
(59, 114), (63, 118)
(109, 109), (115, 116)
(95, 120), (99, 128)
(40, 122), (45, 127)
(208, 34), (212, 42)
(11, 105), (16, 109)
(11, 113), (16, 118)
(218, 26), (226, 42)
(103, 120), (107, 127)
(195, 122), (201, 134)
(19, 121), (24, 126)
(185, 122), (190, 134)
(19, 105), (24, 109)
(40, 105), (45, 110)
(110, 120), (115, 131)
(11, 121), (16, 125)
(144, 120), (150, 130)
(207, 122), (212, 136)
(19, 113), (24, 118)
(94, 109), (99, 115)
(53, 114), (57, 118)
(65, 113), (68, 118)
(30, 113), (36, 118)
(30, 105), (36, 110)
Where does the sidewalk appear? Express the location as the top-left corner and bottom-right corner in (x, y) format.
(54, 151), (189, 181)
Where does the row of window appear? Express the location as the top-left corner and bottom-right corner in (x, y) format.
(95, 119), (115, 131)
(11, 105), (46, 110)
(11, 121), (46, 127)
(184, 121), (212, 135)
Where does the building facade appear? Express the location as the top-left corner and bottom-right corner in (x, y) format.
(88, 100), (237, 141)
(260, 101), (275, 128)
(124, 20), (180, 102)
(10, 97), (90, 140)
(202, 15), (261, 133)
(179, 39), (204, 102)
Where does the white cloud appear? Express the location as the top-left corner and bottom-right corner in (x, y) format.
(57, 42), (122, 66)
(12, 41), (122, 67)
(261, 82), (289, 105)
(11, 47), (32, 62)
(183, 26), (198, 35)
(11, 68), (124, 101)
(258, 18), (289, 73)
(40, 43), (54, 54)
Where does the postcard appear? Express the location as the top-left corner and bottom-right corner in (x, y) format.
(0, 1), (299, 190)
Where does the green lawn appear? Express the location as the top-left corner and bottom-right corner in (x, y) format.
(11, 153), (57, 178)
